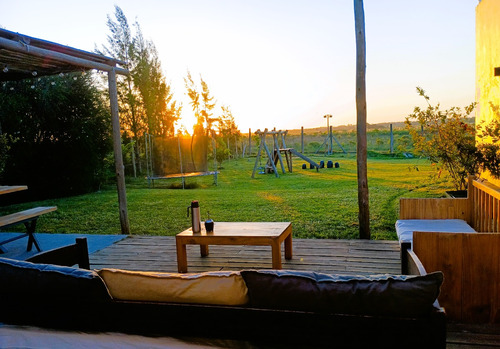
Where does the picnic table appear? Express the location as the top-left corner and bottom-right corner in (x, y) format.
(0, 185), (57, 253)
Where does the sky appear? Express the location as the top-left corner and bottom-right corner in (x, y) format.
(1, 0), (478, 133)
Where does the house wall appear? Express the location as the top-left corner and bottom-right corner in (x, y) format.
(476, 0), (500, 185)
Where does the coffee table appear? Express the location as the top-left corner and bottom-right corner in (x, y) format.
(175, 222), (292, 273)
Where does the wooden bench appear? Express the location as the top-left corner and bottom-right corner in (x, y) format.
(0, 206), (57, 253)
(399, 176), (500, 323)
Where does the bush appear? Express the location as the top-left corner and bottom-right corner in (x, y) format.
(406, 87), (477, 190)
(0, 73), (112, 199)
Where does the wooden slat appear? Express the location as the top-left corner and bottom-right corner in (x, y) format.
(0, 185), (27, 195)
(413, 231), (500, 323)
(0, 206), (57, 228)
(462, 233), (500, 323)
(473, 179), (500, 201)
(399, 198), (469, 222)
(413, 231), (464, 321)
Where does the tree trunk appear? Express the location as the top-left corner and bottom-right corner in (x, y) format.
(354, 0), (370, 239)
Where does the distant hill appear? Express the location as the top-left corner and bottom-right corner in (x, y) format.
(286, 118), (474, 135)
(287, 121), (408, 135)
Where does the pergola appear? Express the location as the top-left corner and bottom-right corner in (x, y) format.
(0, 28), (130, 234)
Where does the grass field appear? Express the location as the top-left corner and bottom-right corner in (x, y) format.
(0, 154), (452, 240)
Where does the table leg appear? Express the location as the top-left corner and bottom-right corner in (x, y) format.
(271, 241), (282, 269)
(176, 239), (188, 273)
(285, 233), (293, 260)
(200, 244), (209, 257)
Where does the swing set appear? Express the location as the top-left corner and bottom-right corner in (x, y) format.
(251, 128), (320, 178)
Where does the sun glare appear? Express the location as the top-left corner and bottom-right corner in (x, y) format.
(176, 108), (197, 136)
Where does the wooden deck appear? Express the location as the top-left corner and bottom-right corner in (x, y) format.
(89, 236), (401, 274)
(89, 236), (500, 348)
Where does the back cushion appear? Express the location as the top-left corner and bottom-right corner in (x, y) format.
(0, 257), (111, 301)
(241, 270), (443, 317)
(98, 269), (249, 306)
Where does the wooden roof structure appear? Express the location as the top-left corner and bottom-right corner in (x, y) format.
(0, 28), (131, 234)
(0, 28), (127, 80)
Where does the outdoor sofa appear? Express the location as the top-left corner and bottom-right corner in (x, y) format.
(0, 254), (446, 348)
(397, 176), (500, 323)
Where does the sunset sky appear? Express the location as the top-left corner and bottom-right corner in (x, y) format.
(2, 0), (477, 133)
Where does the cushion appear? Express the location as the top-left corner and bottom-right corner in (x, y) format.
(395, 219), (476, 245)
(0, 257), (111, 301)
(241, 270), (443, 317)
(98, 269), (249, 306)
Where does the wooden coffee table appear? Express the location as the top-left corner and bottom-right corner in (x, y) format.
(175, 222), (292, 273)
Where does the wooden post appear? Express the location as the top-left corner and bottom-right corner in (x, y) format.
(252, 129), (264, 178)
(234, 135), (239, 158)
(329, 125), (333, 155)
(108, 68), (130, 235)
(390, 124), (394, 153)
(249, 128), (252, 156)
(131, 141), (137, 178)
(354, 0), (370, 239)
(301, 126), (304, 153)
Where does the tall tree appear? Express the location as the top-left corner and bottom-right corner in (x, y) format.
(99, 6), (180, 173)
(184, 71), (203, 135)
(218, 105), (239, 138)
(132, 25), (180, 137)
(99, 6), (143, 143)
(184, 72), (219, 136)
(200, 76), (216, 136)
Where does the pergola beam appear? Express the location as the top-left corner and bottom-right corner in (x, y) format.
(0, 36), (128, 76)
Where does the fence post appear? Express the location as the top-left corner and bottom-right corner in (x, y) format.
(249, 128), (252, 156)
(390, 123), (394, 153)
(301, 126), (304, 153)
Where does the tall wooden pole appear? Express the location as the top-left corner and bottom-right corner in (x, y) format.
(301, 126), (304, 153)
(248, 128), (252, 156)
(390, 123), (394, 153)
(108, 68), (130, 235)
(354, 0), (370, 239)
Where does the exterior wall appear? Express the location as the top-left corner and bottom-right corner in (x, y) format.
(476, 0), (500, 185)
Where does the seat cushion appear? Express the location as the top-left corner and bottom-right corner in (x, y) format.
(241, 269), (443, 317)
(0, 257), (111, 302)
(395, 219), (476, 245)
(98, 269), (249, 306)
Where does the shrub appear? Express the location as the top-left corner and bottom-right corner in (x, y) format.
(0, 73), (112, 199)
(406, 87), (477, 190)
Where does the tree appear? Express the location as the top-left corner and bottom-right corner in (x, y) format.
(184, 71), (203, 135)
(99, 6), (180, 174)
(0, 73), (111, 198)
(99, 6), (143, 142)
(406, 87), (478, 190)
(132, 25), (180, 137)
(200, 76), (216, 136)
(218, 105), (240, 137)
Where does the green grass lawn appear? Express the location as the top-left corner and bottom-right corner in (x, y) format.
(0, 155), (452, 240)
